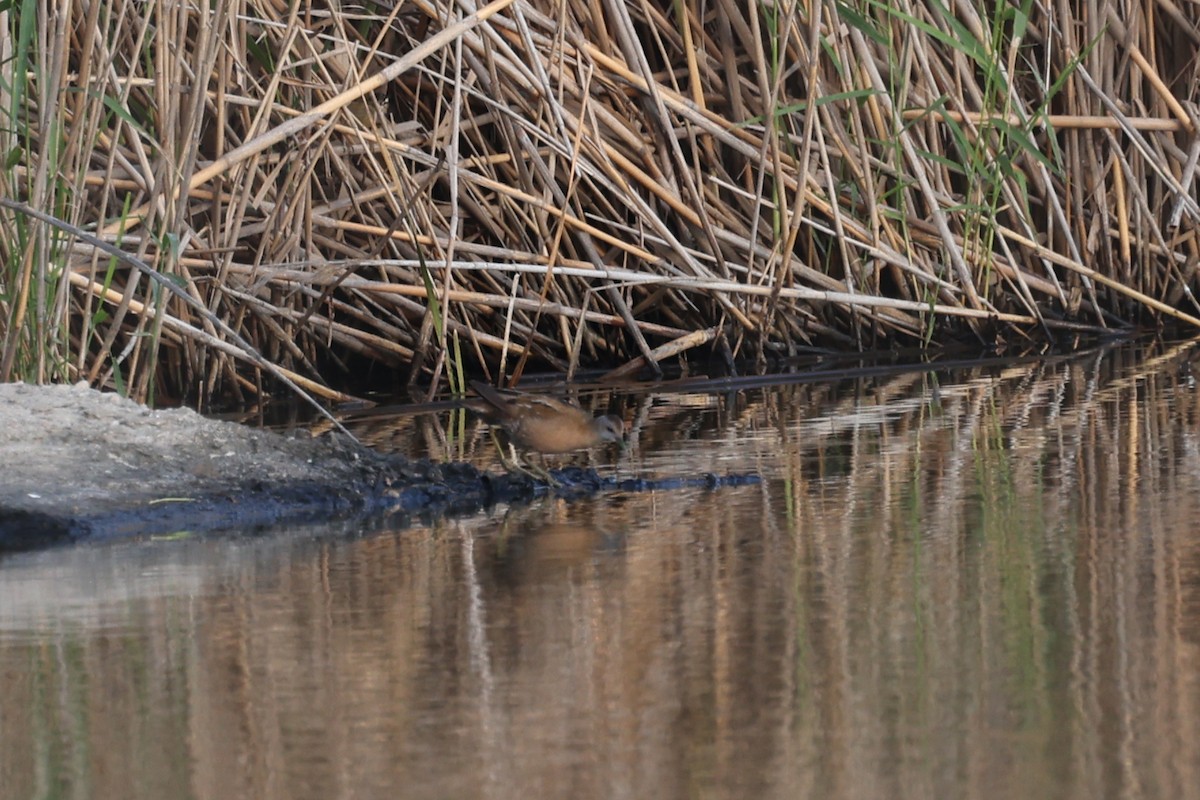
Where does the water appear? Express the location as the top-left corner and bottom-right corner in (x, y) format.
(3, 344), (1199, 799)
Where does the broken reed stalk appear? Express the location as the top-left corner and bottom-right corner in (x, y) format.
(2, 0), (1200, 406)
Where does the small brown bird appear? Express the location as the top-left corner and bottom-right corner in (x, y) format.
(469, 380), (625, 455)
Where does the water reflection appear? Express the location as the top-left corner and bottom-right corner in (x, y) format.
(4, 342), (1200, 798)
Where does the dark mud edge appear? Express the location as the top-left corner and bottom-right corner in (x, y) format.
(0, 382), (758, 552)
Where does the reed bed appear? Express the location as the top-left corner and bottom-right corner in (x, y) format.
(2, 0), (1199, 404)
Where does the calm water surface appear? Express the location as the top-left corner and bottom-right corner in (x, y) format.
(3, 343), (1200, 799)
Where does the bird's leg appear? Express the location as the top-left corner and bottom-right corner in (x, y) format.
(512, 444), (558, 485)
(523, 451), (557, 486)
(488, 431), (557, 486)
(487, 430), (521, 471)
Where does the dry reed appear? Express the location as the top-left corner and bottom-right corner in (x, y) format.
(2, 0), (1199, 405)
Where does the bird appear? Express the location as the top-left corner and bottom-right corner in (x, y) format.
(469, 380), (625, 455)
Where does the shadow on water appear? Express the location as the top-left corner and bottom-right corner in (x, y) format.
(4, 339), (1200, 798)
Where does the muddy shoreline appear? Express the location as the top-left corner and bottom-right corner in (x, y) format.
(0, 383), (504, 551)
(0, 382), (757, 552)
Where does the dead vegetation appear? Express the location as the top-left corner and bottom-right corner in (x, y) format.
(2, 0), (1200, 405)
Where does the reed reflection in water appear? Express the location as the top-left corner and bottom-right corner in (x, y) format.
(3, 343), (1200, 799)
